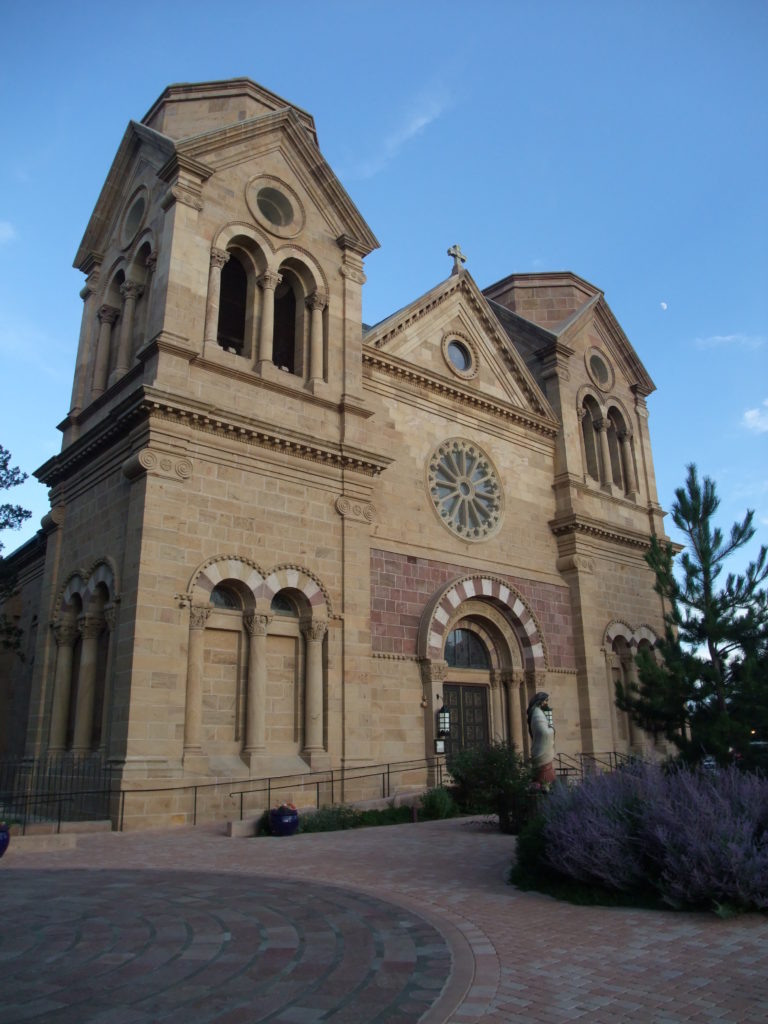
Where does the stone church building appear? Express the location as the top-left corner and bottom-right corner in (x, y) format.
(1, 79), (669, 820)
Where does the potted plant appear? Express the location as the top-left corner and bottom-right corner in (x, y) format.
(0, 821), (10, 860)
(269, 802), (299, 836)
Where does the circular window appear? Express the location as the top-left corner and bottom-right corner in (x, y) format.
(586, 348), (614, 392)
(256, 187), (293, 228)
(427, 438), (503, 541)
(246, 176), (305, 238)
(447, 341), (472, 372)
(120, 190), (147, 248)
(441, 333), (479, 379)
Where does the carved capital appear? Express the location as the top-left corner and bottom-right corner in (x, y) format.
(335, 496), (376, 524)
(595, 417), (609, 433)
(306, 290), (328, 312)
(52, 619), (78, 647)
(122, 447), (193, 482)
(501, 669), (522, 689)
(339, 264), (366, 285)
(78, 614), (104, 640)
(258, 270), (282, 292)
(243, 613), (272, 637)
(103, 608), (117, 632)
(145, 251), (158, 274)
(189, 606), (211, 630)
(618, 428), (633, 444)
(419, 659), (448, 686)
(98, 304), (120, 325)
(301, 619), (328, 643)
(120, 280), (144, 302)
(210, 247), (230, 270)
(556, 553), (595, 575)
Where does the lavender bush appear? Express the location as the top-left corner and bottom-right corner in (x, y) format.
(537, 764), (768, 912)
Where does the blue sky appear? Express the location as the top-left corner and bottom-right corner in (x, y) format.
(1, 1), (766, 566)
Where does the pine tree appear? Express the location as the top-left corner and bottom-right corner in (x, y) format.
(616, 464), (768, 766)
(0, 444), (33, 654)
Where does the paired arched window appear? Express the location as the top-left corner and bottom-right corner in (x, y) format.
(579, 396), (638, 499)
(210, 241), (325, 383)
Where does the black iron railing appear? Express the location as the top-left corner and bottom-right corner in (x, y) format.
(0, 754), (116, 831)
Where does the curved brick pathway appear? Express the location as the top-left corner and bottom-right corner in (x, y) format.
(3, 818), (768, 1023)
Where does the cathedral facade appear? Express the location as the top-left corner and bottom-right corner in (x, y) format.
(1, 79), (669, 822)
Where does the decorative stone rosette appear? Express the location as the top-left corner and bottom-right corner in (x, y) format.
(427, 438), (503, 541)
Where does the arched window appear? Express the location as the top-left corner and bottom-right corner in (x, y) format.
(581, 396), (601, 481)
(271, 592), (298, 616)
(210, 584), (240, 609)
(273, 279), (297, 372)
(445, 628), (491, 669)
(217, 254), (248, 353)
(606, 415), (624, 489)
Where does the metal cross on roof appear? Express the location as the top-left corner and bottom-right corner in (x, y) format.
(447, 244), (467, 276)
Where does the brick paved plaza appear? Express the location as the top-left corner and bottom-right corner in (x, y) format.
(2, 818), (767, 1022)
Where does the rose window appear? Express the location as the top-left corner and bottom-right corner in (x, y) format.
(427, 439), (503, 541)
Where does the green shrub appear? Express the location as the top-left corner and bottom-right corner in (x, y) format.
(448, 741), (535, 832)
(419, 786), (458, 820)
(358, 806), (412, 827)
(298, 804), (361, 833)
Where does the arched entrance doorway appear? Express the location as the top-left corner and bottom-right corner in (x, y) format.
(418, 575), (548, 763)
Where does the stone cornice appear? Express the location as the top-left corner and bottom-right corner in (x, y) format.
(549, 513), (652, 550)
(363, 349), (558, 439)
(38, 387), (392, 487)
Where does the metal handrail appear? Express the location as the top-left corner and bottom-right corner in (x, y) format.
(117, 755), (446, 830)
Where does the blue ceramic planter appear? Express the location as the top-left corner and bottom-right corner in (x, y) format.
(269, 808), (299, 837)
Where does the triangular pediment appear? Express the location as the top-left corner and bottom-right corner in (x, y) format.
(485, 272), (655, 397)
(74, 121), (176, 270)
(175, 109), (378, 255)
(363, 272), (557, 426)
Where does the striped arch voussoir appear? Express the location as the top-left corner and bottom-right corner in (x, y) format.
(187, 557), (332, 617)
(421, 574), (546, 671)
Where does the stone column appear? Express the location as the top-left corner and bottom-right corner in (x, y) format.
(92, 305), (119, 398)
(111, 280), (144, 382)
(257, 270), (282, 366)
(489, 669), (504, 742)
(604, 651), (621, 750)
(203, 248), (230, 349)
(301, 619), (327, 754)
(624, 654), (642, 752)
(72, 614), (103, 753)
(595, 417), (613, 489)
(306, 290), (327, 384)
(503, 670), (526, 755)
(243, 613), (272, 756)
(99, 608), (117, 756)
(618, 430), (638, 498)
(48, 619), (78, 753)
(70, 260), (101, 418)
(183, 606), (210, 756)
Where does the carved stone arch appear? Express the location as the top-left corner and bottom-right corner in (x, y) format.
(418, 574), (547, 672)
(605, 395), (634, 434)
(575, 383), (607, 412)
(187, 554), (266, 606)
(82, 558), (119, 609)
(634, 624), (658, 647)
(127, 229), (156, 274)
(100, 258), (128, 306)
(604, 619), (634, 649)
(443, 597), (525, 673)
(274, 244), (329, 296)
(58, 570), (89, 615)
(213, 221), (276, 259)
(259, 564), (332, 619)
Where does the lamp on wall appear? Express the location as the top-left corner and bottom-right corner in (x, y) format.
(435, 698), (451, 754)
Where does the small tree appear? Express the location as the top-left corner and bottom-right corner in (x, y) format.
(0, 444), (32, 655)
(616, 464), (768, 765)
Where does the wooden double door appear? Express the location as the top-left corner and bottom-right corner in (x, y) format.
(443, 684), (489, 756)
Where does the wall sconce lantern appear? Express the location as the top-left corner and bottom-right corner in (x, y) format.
(435, 701), (451, 754)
